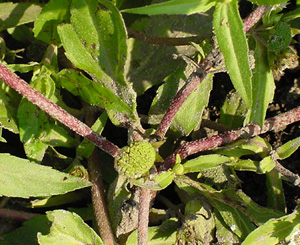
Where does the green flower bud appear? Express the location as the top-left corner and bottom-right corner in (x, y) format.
(114, 141), (156, 178)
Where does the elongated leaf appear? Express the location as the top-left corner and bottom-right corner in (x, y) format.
(242, 208), (300, 245)
(0, 154), (91, 198)
(33, 0), (70, 45)
(276, 136), (300, 159)
(213, 0), (252, 107)
(0, 3), (41, 31)
(248, 0), (290, 6)
(58, 0), (127, 85)
(183, 154), (232, 174)
(173, 74), (213, 136)
(38, 210), (103, 245)
(122, 0), (216, 15)
(149, 69), (213, 136)
(266, 169), (286, 212)
(58, 69), (133, 117)
(247, 40), (275, 126)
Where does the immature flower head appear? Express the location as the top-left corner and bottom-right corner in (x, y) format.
(114, 141), (156, 179)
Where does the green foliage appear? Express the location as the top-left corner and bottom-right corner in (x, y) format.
(0, 154), (91, 198)
(213, 0), (252, 108)
(38, 210), (103, 244)
(0, 0), (300, 244)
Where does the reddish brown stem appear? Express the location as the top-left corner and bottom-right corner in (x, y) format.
(138, 187), (150, 245)
(127, 27), (208, 46)
(161, 106), (300, 170)
(243, 5), (269, 33)
(0, 208), (40, 221)
(155, 72), (205, 139)
(0, 62), (119, 157)
(88, 149), (116, 245)
(154, 5), (267, 139)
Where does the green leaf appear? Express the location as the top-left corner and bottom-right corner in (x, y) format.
(0, 215), (51, 245)
(227, 159), (261, 173)
(248, 0), (290, 6)
(133, 170), (175, 190)
(122, 0), (216, 15)
(58, 69), (133, 117)
(126, 218), (178, 244)
(0, 154), (91, 198)
(58, 0), (127, 85)
(17, 66), (77, 162)
(259, 156), (276, 173)
(242, 208), (300, 245)
(0, 2), (42, 31)
(247, 39), (275, 126)
(282, 7), (300, 22)
(276, 136), (300, 159)
(172, 74), (213, 136)
(38, 210), (103, 245)
(265, 169), (286, 212)
(268, 21), (292, 53)
(149, 69), (213, 136)
(76, 112), (108, 159)
(126, 14), (213, 95)
(0, 79), (20, 133)
(220, 90), (248, 128)
(33, 0), (70, 45)
(213, 0), (252, 107)
(183, 154), (232, 174)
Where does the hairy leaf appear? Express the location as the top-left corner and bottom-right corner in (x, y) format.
(58, 0), (127, 85)
(213, 0), (252, 107)
(38, 210), (103, 245)
(58, 69), (134, 118)
(0, 154), (91, 198)
(183, 154), (232, 174)
(33, 0), (70, 45)
(247, 39), (275, 126)
(0, 2), (41, 31)
(248, 0), (290, 6)
(276, 136), (300, 159)
(242, 208), (300, 244)
(122, 0), (216, 15)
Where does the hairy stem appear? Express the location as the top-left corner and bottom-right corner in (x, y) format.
(0, 62), (119, 157)
(243, 5), (269, 33)
(154, 5), (267, 139)
(88, 149), (116, 245)
(138, 187), (151, 245)
(0, 208), (40, 221)
(154, 72), (205, 139)
(161, 106), (300, 170)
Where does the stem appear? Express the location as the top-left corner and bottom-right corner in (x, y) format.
(0, 62), (119, 157)
(127, 27), (208, 46)
(243, 5), (269, 33)
(154, 5), (267, 139)
(0, 208), (40, 221)
(138, 187), (150, 245)
(154, 72), (205, 139)
(161, 106), (300, 170)
(88, 149), (116, 245)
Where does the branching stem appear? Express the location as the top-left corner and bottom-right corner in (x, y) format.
(161, 106), (300, 170)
